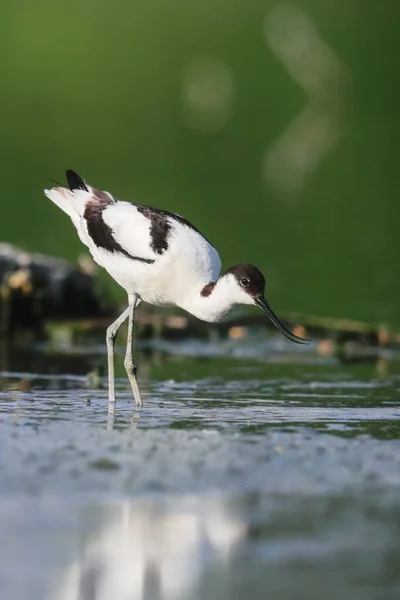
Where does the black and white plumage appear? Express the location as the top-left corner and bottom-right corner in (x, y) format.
(45, 170), (309, 407)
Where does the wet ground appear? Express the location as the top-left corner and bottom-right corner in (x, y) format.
(0, 338), (400, 600)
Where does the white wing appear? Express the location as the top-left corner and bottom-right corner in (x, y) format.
(105, 201), (221, 279)
(102, 202), (156, 262)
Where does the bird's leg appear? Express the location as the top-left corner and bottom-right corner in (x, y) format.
(106, 306), (130, 404)
(124, 294), (142, 408)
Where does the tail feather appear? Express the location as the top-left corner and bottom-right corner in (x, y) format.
(44, 169), (115, 220)
(44, 187), (74, 215)
(44, 169), (117, 254)
(45, 170), (91, 218)
(44, 186), (90, 247)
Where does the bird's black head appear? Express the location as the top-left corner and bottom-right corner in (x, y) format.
(224, 263), (310, 345)
(225, 264), (266, 298)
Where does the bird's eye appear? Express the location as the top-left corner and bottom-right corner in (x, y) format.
(240, 278), (250, 287)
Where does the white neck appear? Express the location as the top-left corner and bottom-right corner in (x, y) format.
(178, 274), (254, 323)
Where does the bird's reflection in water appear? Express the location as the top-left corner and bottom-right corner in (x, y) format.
(54, 497), (247, 600)
(107, 402), (142, 431)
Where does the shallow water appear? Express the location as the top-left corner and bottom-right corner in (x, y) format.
(1, 342), (400, 599)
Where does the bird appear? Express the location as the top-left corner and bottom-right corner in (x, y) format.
(45, 170), (309, 407)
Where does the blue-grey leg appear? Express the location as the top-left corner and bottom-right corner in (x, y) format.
(107, 402), (115, 431)
(124, 294), (142, 408)
(106, 305), (130, 404)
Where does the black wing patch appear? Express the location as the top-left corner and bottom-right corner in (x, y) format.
(84, 203), (155, 264)
(66, 169), (89, 192)
(136, 206), (171, 255)
(136, 204), (209, 255)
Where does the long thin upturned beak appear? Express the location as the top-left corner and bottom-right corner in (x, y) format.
(255, 296), (311, 344)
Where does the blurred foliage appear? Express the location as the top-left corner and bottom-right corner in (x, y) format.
(0, 0), (399, 325)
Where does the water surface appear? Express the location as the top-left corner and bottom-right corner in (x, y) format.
(0, 343), (400, 599)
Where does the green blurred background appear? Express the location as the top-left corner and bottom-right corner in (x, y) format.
(1, 0), (399, 326)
